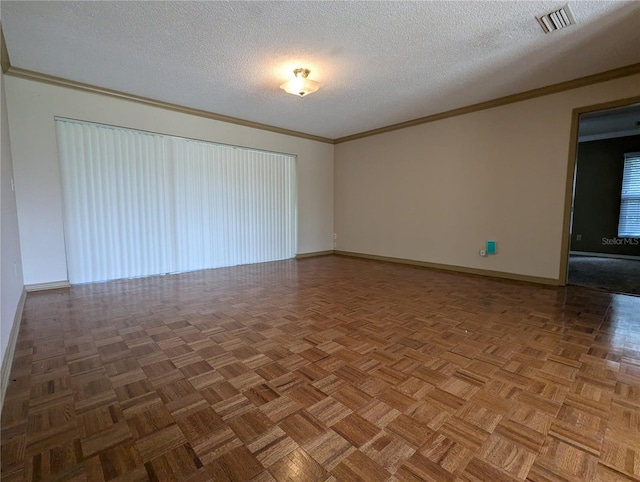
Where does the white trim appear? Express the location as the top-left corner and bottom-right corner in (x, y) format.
(25, 280), (71, 292)
(0, 288), (26, 412)
(570, 251), (640, 261)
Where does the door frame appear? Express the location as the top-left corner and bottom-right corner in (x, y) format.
(559, 95), (640, 285)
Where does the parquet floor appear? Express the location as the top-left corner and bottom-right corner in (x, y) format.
(1, 255), (639, 482)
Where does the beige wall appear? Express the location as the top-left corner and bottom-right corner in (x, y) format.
(6, 71), (640, 286)
(5, 76), (334, 285)
(334, 74), (640, 282)
(1, 70), (24, 396)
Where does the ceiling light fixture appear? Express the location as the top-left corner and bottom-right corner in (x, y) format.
(280, 68), (321, 97)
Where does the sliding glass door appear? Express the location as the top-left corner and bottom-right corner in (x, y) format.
(56, 118), (296, 284)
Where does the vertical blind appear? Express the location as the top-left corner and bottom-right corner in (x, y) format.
(618, 153), (640, 237)
(56, 119), (296, 284)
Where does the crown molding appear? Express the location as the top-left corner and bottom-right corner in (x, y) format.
(334, 63), (640, 144)
(3, 56), (639, 146)
(4, 66), (334, 144)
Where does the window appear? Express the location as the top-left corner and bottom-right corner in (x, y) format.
(618, 153), (640, 237)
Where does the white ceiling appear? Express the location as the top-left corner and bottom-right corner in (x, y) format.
(1, 1), (639, 140)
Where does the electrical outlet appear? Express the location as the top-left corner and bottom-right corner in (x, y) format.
(14, 262), (18, 276)
(576, 234), (582, 241)
(479, 249), (487, 257)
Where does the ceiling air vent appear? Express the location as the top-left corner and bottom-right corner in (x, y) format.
(536, 5), (576, 33)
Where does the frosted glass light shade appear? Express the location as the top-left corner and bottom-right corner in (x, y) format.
(280, 68), (321, 97)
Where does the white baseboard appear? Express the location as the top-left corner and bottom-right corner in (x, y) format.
(570, 251), (640, 261)
(25, 280), (70, 292)
(0, 287), (26, 412)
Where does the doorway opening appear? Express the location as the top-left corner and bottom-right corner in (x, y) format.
(566, 102), (640, 295)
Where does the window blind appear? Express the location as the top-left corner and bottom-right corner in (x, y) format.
(55, 119), (296, 284)
(618, 153), (640, 238)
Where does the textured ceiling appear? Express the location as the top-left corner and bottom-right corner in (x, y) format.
(1, 1), (639, 140)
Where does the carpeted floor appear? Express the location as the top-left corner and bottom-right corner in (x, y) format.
(567, 255), (640, 295)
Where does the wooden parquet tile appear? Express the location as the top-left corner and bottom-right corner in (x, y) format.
(2, 255), (640, 481)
